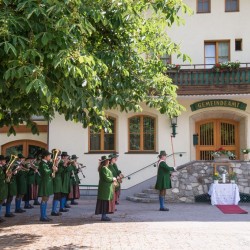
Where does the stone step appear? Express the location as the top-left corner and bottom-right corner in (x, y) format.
(134, 192), (159, 199)
(142, 188), (159, 194)
(126, 196), (158, 203)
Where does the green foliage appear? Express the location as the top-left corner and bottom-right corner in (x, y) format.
(0, 0), (191, 134)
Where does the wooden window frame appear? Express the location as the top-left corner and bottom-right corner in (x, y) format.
(88, 117), (116, 153)
(128, 115), (156, 152)
(160, 54), (172, 65)
(225, 0), (239, 12)
(197, 0), (211, 13)
(204, 40), (230, 65)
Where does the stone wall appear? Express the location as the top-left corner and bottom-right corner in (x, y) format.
(165, 161), (250, 203)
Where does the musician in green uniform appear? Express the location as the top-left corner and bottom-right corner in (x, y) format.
(68, 155), (81, 205)
(155, 150), (175, 211)
(38, 150), (57, 222)
(51, 151), (63, 216)
(109, 153), (123, 205)
(15, 153), (27, 213)
(0, 155), (8, 223)
(23, 154), (38, 209)
(95, 156), (116, 221)
(60, 152), (74, 212)
(5, 155), (17, 218)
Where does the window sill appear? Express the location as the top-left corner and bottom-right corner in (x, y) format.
(125, 151), (158, 154)
(85, 151), (116, 154)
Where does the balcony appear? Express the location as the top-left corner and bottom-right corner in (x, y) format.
(167, 63), (250, 95)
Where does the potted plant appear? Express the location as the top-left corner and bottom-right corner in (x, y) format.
(213, 173), (220, 184)
(229, 172), (237, 184)
(241, 148), (250, 161)
(211, 147), (235, 161)
(212, 61), (240, 72)
(166, 63), (181, 72)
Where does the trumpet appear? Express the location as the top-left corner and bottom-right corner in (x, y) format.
(6, 155), (18, 183)
(51, 149), (61, 178)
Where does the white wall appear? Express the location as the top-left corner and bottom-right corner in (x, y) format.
(168, 0), (250, 64)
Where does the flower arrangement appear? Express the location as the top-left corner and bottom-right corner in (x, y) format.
(212, 61), (240, 72)
(241, 149), (250, 154)
(166, 64), (181, 71)
(213, 172), (220, 180)
(211, 147), (235, 159)
(229, 172), (237, 181)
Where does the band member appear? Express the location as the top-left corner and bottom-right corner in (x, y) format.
(95, 156), (117, 221)
(23, 154), (38, 209)
(51, 150), (63, 216)
(155, 150), (175, 211)
(108, 153), (123, 205)
(33, 151), (42, 205)
(59, 152), (72, 212)
(67, 154), (81, 205)
(38, 150), (57, 222)
(5, 156), (17, 218)
(0, 155), (8, 223)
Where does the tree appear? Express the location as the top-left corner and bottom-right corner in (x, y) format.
(0, 0), (191, 135)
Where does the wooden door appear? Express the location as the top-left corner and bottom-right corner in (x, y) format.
(196, 119), (239, 160)
(1, 140), (47, 157)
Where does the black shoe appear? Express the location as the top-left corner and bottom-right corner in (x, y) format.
(51, 212), (60, 216)
(24, 204), (34, 209)
(0, 217), (5, 223)
(5, 213), (15, 218)
(59, 208), (69, 212)
(65, 204), (71, 208)
(101, 217), (111, 221)
(159, 207), (169, 211)
(15, 209), (26, 213)
(70, 201), (78, 205)
(115, 201), (119, 205)
(40, 217), (51, 222)
(33, 201), (41, 205)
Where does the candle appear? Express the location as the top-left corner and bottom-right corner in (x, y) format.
(222, 173), (226, 183)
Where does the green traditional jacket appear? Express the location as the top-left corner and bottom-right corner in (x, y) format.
(8, 174), (17, 196)
(53, 163), (64, 193)
(97, 166), (114, 201)
(155, 161), (174, 191)
(0, 166), (8, 201)
(38, 160), (53, 197)
(61, 163), (74, 194)
(27, 168), (36, 185)
(70, 166), (81, 186)
(16, 164), (28, 195)
(108, 164), (120, 191)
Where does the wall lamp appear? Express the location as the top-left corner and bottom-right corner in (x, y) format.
(170, 116), (178, 137)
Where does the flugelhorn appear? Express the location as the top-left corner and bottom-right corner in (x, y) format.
(6, 154), (18, 182)
(51, 149), (61, 178)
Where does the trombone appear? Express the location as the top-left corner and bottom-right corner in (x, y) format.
(51, 149), (61, 178)
(6, 155), (18, 183)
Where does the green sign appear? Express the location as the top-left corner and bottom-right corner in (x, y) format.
(190, 99), (247, 111)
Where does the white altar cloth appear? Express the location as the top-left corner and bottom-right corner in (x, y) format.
(208, 183), (240, 205)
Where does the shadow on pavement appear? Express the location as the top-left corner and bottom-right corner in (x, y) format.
(46, 244), (92, 249)
(0, 233), (41, 249)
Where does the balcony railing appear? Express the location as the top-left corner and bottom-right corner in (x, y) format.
(167, 63), (250, 86)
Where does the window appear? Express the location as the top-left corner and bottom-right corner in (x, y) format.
(197, 0), (211, 13)
(89, 117), (116, 152)
(129, 115), (156, 151)
(160, 53), (171, 66)
(225, 0), (239, 12)
(235, 39), (242, 51)
(204, 41), (230, 68)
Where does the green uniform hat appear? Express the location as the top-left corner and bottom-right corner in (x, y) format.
(18, 153), (25, 159)
(158, 150), (167, 157)
(100, 155), (109, 162)
(41, 150), (51, 158)
(61, 151), (69, 157)
(71, 154), (78, 160)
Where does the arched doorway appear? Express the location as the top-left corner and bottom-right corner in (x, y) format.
(1, 140), (47, 157)
(196, 119), (239, 160)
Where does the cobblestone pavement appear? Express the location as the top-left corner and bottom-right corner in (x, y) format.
(0, 198), (250, 250)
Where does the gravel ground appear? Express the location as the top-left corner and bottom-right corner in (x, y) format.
(0, 198), (250, 250)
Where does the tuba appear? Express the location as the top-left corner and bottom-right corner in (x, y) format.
(6, 155), (18, 182)
(51, 149), (61, 178)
